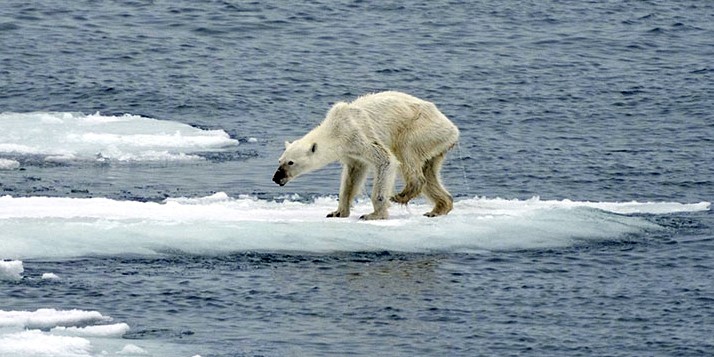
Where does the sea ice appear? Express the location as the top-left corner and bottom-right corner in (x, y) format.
(42, 272), (61, 280)
(0, 193), (709, 259)
(51, 323), (130, 337)
(0, 330), (93, 357)
(0, 309), (109, 329)
(0, 307), (193, 357)
(0, 260), (23, 280)
(117, 344), (148, 355)
(0, 309), (128, 356)
(0, 158), (20, 170)
(0, 112), (239, 163)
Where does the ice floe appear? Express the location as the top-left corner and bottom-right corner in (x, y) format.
(0, 112), (238, 163)
(0, 193), (708, 259)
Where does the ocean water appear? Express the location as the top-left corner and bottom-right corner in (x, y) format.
(1, 0), (712, 356)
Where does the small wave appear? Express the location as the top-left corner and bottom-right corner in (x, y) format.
(0, 194), (708, 259)
(0, 22), (20, 32)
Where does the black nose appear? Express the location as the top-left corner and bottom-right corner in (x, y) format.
(272, 167), (286, 186)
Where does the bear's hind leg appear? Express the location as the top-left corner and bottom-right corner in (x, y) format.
(422, 152), (453, 217)
(390, 155), (426, 205)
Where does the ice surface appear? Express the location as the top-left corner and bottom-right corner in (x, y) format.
(0, 193), (709, 259)
(0, 112), (238, 162)
(0, 330), (92, 357)
(0, 309), (192, 356)
(0, 309), (107, 356)
(0, 260), (23, 280)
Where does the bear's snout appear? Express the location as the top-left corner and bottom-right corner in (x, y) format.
(272, 167), (288, 186)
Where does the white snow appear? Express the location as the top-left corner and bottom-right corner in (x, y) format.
(0, 193), (708, 259)
(0, 112), (238, 162)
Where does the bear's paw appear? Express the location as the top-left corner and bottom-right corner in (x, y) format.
(327, 210), (349, 218)
(359, 212), (388, 220)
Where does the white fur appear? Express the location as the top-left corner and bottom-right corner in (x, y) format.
(274, 91), (459, 219)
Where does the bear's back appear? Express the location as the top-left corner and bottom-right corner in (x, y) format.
(349, 91), (427, 127)
(350, 91), (423, 111)
(343, 91), (457, 156)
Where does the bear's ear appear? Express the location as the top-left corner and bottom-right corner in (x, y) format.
(284, 141), (291, 149)
(310, 142), (317, 154)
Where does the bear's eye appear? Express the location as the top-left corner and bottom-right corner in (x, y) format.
(287, 161), (294, 166)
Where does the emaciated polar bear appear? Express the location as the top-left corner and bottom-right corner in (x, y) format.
(272, 91), (459, 220)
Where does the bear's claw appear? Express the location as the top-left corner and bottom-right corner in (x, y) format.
(359, 212), (388, 220)
(327, 210), (348, 218)
(390, 194), (410, 205)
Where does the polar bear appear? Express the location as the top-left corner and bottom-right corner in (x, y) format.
(272, 91), (459, 220)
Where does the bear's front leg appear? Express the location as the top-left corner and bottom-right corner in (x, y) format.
(359, 197), (389, 220)
(360, 148), (397, 220)
(328, 160), (368, 218)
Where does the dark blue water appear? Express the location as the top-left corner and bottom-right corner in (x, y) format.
(2, 1), (713, 356)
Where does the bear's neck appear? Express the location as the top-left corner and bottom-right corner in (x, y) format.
(304, 123), (342, 164)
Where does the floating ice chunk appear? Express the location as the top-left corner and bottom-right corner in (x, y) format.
(0, 158), (20, 170)
(0, 330), (92, 357)
(42, 272), (61, 280)
(0, 308), (186, 357)
(0, 309), (109, 329)
(247, 137), (258, 143)
(51, 323), (130, 338)
(117, 344), (148, 355)
(0, 260), (23, 280)
(0, 112), (239, 163)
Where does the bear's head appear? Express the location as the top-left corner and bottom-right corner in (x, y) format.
(272, 139), (320, 186)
